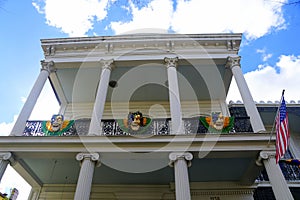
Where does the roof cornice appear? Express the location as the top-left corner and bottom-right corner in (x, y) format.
(41, 33), (242, 61)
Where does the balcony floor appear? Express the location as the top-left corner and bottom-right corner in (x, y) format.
(0, 134), (275, 187)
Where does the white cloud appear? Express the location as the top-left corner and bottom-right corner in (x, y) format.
(171, 0), (287, 40)
(0, 115), (17, 136)
(32, 2), (43, 14)
(109, 0), (287, 39)
(110, 0), (174, 34)
(33, 0), (110, 36)
(263, 54), (273, 62)
(21, 97), (27, 103)
(34, 0), (288, 39)
(256, 48), (273, 62)
(227, 54), (300, 102)
(256, 49), (265, 54)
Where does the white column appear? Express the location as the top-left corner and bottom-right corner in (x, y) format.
(88, 59), (114, 135)
(0, 152), (14, 182)
(28, 187), (41, 200)
(258, 151), (293, 200)
(226, 56), (265, 133)
(10, 61), (55, 136)
(164, 57), (183, 134)
(169, 152), (193, 200)
(74, 153), (100, 200)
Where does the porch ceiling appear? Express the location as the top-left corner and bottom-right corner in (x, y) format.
(51, 59), (231, 103)
(20, 155), (253, 185)
(44, 33), (241, 104)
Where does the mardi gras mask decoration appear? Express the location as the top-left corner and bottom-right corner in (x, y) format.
(200, 112), (234, 133)
(126, 111), (147, 131)
(42, 114), (74, 136)
(50, 114), (64, 132)
(210, 112), (226, 130)
(119, 111), (151, 133)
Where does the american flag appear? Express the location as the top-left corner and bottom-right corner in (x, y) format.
(276, 95), (290, 163)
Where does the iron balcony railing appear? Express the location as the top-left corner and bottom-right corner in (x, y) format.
(256, 150), (300, 182)
(23, 117), (253, 136)
(257, 163), (300, 182)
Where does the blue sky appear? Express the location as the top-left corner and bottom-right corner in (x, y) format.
(0, 0), (300, 198)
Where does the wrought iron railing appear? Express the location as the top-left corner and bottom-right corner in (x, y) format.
(229, 106), (253, 132)
(23, 117), (253, 136)
(231, 116), (253, 132)
(256, 163), (300, 182)
(100, 118), (170, 136)
(279, 162), (300, 181)
(23, 120), (77, 136)
(256, 151), (300, 182)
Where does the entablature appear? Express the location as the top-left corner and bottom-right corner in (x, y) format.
(0, 134), (274, 155)
(41, 33), (242, 64)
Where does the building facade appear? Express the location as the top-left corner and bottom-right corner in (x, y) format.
(0, 33), (298, 199)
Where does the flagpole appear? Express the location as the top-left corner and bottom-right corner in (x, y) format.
(268, 89), (285, 144)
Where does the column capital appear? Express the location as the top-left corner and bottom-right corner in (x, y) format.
(0, 152), (15, 166)
(225, 56), (241, 69)
(164, 57), (178, 68)
(256, 151), (276, 166)
(100, 59), (114, 71)
(40, 60), (55, 73)
(169, 152), (193, 167)
(76, 152), (101, 167)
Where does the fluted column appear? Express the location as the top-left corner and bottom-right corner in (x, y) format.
(226, 56), (265, 133)
(164, 57), (183, 134)
(74, 153), (100, 200)
(10, 61), (55, 136)
(257, 151), (293, 200)
(169, 152), (193, 200)
(0, 152), (15, 182)
(88, 59), (114, 135)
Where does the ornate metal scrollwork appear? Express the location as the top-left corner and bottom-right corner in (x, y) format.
(23, 120), (77, 136)
(23, 114), (256, 136)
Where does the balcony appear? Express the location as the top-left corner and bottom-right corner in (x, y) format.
(23, 116), (253, 136)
